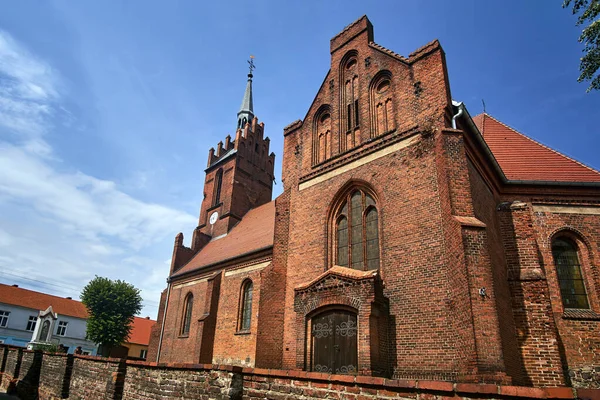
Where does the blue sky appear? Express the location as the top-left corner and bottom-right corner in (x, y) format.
(0, 1), (598, 317)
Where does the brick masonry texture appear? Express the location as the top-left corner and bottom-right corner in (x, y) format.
(2, 346), (599, 399)
(144, 14), (600, 391)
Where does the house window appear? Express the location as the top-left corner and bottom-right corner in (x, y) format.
(552, 238), (589, 309)
(181, 293), (193, 336)
(26, 316), (37, 331)
(0, 311), (9, 328)
(213, 169), (223, 206)
(238, 280), (253, 331)
(140, 349), (148, 359)
(56, 321), (68, 336)
(334, 189), (379, 270)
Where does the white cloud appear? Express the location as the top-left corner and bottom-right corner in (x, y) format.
(0, 29), (196, 317)
(0, 30), (58, 142)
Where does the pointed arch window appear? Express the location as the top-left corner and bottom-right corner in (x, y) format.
(181, 293), (193, 336)
(238, 280), (253, 331)
(213, 169), (223, 206)
(552, 238), (589, 309)
(334, 189), (379, 270)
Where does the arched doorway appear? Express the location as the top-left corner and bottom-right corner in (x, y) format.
(311, 310), (357, 374)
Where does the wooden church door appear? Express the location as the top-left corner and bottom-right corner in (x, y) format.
(311, 310), (358, 374)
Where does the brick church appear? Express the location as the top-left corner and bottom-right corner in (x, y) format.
(147, 16), (600, 387)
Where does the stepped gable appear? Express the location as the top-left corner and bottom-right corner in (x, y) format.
(472, 113), (600, 183)
(0, 283), (88, 318)
(172, 200), (275, 278)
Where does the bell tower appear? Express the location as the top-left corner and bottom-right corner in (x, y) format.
(195, 57), (275, 240)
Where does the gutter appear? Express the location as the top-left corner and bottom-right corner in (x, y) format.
(155, 280), (171, 363)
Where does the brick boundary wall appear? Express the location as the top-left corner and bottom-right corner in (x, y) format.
(1, 344), (599, 399)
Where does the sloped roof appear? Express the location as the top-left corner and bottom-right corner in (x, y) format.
(0, 283), (88, 319)
(127, 316), (156, 345)
(472, 113), (600, 183)
(172, 201), (276, 278)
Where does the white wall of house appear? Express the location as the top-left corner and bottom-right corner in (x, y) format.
(0, 302), (97, 355)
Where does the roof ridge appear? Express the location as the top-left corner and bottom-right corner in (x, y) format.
(368, 42), (408, 62)
(482, 113), (600, 176)
(330, 15), (368, 43)
(0, 283), (81, 302)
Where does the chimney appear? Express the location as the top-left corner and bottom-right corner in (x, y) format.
(66, 297), (72, 300)
(12, 284), (18, 287)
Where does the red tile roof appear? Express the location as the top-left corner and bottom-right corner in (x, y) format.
(0, 283), (88, 319)
(472, 113), (600, 183)
(127, 316), (156, 345)
(172, 201), (276, 277)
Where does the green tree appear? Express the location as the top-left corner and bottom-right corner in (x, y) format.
(81, 276), (142, 356)
(563, 0), (600, 92)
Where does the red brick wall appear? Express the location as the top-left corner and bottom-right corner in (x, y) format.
(276, 16), (504, 381)
(467, 159), (525, 384)
(529, 204), (600, 383)
(146, 288), (167, 362)
(158, 277), (210, 363)
(213, 263), (266, 367)
(255, 193), (290, 369)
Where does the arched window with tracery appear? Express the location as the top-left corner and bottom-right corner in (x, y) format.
(552, 237), (589, 309)
(238, 280), (253, 331)
(181, 293), (193, 336)
(370, 71), (395, 138)
(334, 188), (379, 270)
(213, 169), (223, 206)
(312, 105), (332, 165)
(339, 51), (360, 152)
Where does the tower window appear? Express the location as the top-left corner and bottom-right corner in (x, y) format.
(334, 189), (379, 270)
(213, 169), (223, 206)
(552, 238), (589, 309)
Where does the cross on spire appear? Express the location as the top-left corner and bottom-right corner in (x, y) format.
(248, 55), (256, 77)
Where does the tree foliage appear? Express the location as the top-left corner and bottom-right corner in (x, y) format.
(80, 276), (142, 353)
(563, 0), (600, 92)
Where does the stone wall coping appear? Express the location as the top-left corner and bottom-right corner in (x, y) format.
(0, 344), (596, 399)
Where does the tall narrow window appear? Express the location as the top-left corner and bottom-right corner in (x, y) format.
(334, 189), (379, 271)
(354, 99), (359, 127)
(181, 293), (193, 335)
(213, 169), (223, 206)
(336, 216), (348, 267)
(365, 208), (380, 270)
(552, 238), (589, 309)
(239, 280), (253, 331)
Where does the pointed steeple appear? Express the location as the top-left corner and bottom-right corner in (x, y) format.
(237, 57), (255, 130)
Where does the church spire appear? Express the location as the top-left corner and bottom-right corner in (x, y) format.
(237, 56), (255, 130)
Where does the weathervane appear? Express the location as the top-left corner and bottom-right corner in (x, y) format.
(248, 55), (255, 76)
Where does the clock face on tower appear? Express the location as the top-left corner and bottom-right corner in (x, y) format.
(209, 211), (219, 225)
